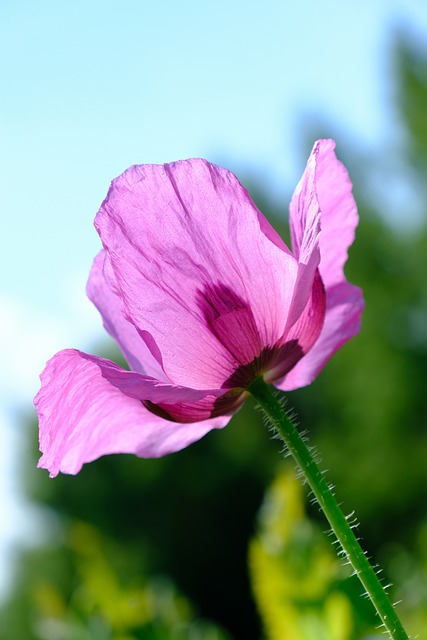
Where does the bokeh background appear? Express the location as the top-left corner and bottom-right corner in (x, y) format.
(2, 1), (427, 638)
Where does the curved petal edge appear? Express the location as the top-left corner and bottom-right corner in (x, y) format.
(35, 349), (231, 477)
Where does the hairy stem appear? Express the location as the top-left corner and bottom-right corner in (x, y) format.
(248, 376), (409, 640)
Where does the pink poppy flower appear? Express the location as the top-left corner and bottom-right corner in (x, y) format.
(35, 139), (363, 477)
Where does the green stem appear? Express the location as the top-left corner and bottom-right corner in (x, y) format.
(248, 376), (409, 640)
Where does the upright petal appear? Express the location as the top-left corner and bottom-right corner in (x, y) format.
(290, 139), (359, 288)
(314, 139), (360, 288)
(95, 159), (299, 389)
(280, 281), (363, 390)
(285, 143), (322, 331)
(266, 270), (326, 383)
(36, 350), (231, 477)
(289, 143), (321, 268)
(280, 139), (364, 390)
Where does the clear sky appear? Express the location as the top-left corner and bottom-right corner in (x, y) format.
(1, 0), (427, 594)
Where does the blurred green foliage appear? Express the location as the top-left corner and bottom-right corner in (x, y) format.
(0, 517), (231, 640)
(249, 467), (376, 640)
(2, 28), (427, 640)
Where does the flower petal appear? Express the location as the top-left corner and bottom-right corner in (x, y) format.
(285, 142), (322, 331)
(280, 139), (364, 389)
(87, 250), (166, 380)
(279, 282), (363, 390)
(291, 138), (360, 290)
(289, 143), (321, 268)
(35, 349), (231, 477)
(95, 159), (299, 389)
(267, 270), (326, 382)
(315, 139), (360, 288)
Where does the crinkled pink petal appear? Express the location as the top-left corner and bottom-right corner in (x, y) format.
(87, 250), (166, 380)
(95, 159), (299, 389)
(267, 270), (326, 382)
(280, 282), (363, 390)
(284, 143), (322, 332)
(279, 139), (364, 390)
(289, 144), (321, 267)
(315, 139), (360, 288)
(291, 139), (360, 290)
(36, 349), (231, 477)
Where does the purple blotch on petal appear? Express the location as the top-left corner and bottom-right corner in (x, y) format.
(196, 283), (264, 365)
(144, 388), (246, 423)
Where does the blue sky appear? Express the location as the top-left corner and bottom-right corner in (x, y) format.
(2, 0), (426, 318)
(1, 0), (427, 594)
